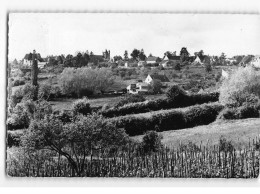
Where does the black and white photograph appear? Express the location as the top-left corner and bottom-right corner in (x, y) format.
(5, 11), (260, 178)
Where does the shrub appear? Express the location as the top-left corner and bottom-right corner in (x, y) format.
(7, 130), (24, 147)
(38, 83), (52, 100)
(141, 130), (162, 154)
(217, 104), (260, 120)
(72, 97), (91, 116)
(148, 79), (163, 94)
(110, 103), (224, 136)
(12, 77), (25, 86)
(50, 85), (62, 98)
(102, 92), (220, 118)
(219, 66), (260, 107)
(166, 85), (187, 100)
(205, 63), (212, 73)
(22, 83), (37, 101)
(57, 110), (73, 123)
(115, 94), (146, 108)
(218, 136), (234, 153)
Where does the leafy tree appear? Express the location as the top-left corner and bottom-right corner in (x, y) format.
(148, 79), (163, 94)
(138, 49), (146, 61)
(21, 113), (129, 176)
(141, 130), (162, 154)
(113, 55), (123, 62)
(130, 49), (140, 60)
(124, 50), (128, 61)
(180, 47), (190, 63)
(205, 63), (212, 73)
(166, 85), (187, 100)
(219, 66), (260, 107)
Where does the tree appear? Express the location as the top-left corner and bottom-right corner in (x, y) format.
(21, 113), (129, 176)
(124, 50), (128, 61)
(64, 54), (73, 67)
(180, 47), (190, 63)
(130, 49), (140, 60)
(113, 55), (123, 62)
(31, 50), (38, 100)
(138, 49), (146, 61)
(58, 67), (115, 98)
(205, 63), (212, 73)
(219, 66), (260, 107)
(148, 79), (163, 94)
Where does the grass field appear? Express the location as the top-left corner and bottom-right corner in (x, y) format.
(133, 118), (260, 148)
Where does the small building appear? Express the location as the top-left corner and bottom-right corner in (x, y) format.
(138, 61), (146, 67)
(192, 56), (203, 66)
(145, 74), (170, 86)
(250, 55), (260, 68)
(221, 69), (230, 79)
(23, 51), (46, 68)
(126, 82), (149, 94)
(146, 56), (161, 64)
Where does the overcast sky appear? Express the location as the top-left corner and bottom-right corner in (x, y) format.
(8, 13), (260, 60)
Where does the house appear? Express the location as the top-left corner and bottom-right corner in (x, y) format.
(126, 82), (149, 94)
(239, 55), (254, 67)
(145, 74), (170, 86)
(23, 50), (46, 68)
(146, 56), (161, 64)
(192, 56), (203, 66)
(167, 55), (181, 63)
(251, 55), (260, 68)
(138, 61), (146, 67)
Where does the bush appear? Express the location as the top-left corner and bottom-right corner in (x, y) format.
(72, 97), (91, 116)
(22, 83), (37, 101)
(218, 136), (234, 153)
(217, 104), (260, 120)
(50, 85), (63, 98)
(148, 79), (163, 94)
(115, 94), (146, 108)
(12, 77), (25, 86)
(7, 130), (24, 147)
(38, 83), (52, 100)
(141, 130), (162, 154)
(57, 110), (73, 123)
(166, 85), (187, 100)
(110, 103), (224, 136)
(219, 66), (260, 107)
(102, 92), (220, 118)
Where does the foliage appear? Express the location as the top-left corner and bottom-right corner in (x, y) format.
(218, 136), (234, 153)
(205, 63), (212, 73)
(22, 83), (38, 101)
(219, 66), (260, 107)
(38, 83), (52, 100)
(115, 94), (146, 108)
(217, 104), (260, 120)
(8, 137), (259, 178)
(12, 77), (26, 86)
(166, 85), (187, 100)
(58, 67), (115, 98)
(21, 113), (129, 176)
(110, 103), (224, 136)
(72, 97), (91, 116)
(141, 130), (162, 154)
(102, 92), (220, 118)
(7, 130), (24, 147)
(148, 79), (163, 94)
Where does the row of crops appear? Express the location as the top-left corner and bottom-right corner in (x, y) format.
(7, 137), (259, 178)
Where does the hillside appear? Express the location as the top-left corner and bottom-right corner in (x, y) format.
(133, 118), (260, 148)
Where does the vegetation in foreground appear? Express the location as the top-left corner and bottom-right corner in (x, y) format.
(7, 136), (259, 178)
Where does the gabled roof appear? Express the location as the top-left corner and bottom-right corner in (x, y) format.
(239, 55), (254, 65)
(146, 56), (159, 62)
(149, 74), (170, 82)
(167, 56), (181, 60)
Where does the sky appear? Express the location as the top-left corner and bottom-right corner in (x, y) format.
(8, 13), (260, 61)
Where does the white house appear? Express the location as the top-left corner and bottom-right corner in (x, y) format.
(251, 55), (260, 68)
(126, 82), (149, 94)
(145, 74), (170, 86)
(192, 56), (203, 66)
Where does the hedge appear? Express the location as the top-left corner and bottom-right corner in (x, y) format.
(109, 103), (224, 136)
(102, 92), (219, 118)
(7, 130), (24, 147)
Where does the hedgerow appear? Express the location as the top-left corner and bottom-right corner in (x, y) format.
(109, 103), (224, 136)
(102, 92), (219, 118)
